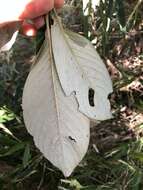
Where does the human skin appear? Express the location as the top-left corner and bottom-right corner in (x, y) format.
(0, 0), (64, 35)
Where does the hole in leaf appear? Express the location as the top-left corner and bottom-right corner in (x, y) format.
(88, 88), (95, 107)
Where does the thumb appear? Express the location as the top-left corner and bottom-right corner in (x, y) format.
(21, 21), (37, 36)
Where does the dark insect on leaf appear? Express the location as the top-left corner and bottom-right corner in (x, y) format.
(68, 136), (76, 143)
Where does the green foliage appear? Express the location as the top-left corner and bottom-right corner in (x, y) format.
(83, 0), (142, 55)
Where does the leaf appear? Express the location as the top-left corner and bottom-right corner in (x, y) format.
(115, 0), (126, 29)
(0, 133), (16, 146)
(51, 15), (113, 120)
(83, 0), (100, 15)
(61, 179), (83, 189)
(0, 123), (19, 141)
(0, 21), (21, 51)
(22, 143), (31, 168)
(22, 30), (90, 176)
(0, 142), (25, 157)
(0, 106), (16, 123)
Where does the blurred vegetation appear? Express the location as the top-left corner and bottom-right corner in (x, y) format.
(0, 0), (143, 189)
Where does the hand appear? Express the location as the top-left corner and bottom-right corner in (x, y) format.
(0, 0), (64, 36)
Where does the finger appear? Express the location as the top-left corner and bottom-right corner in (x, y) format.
(33, 16), (45, 29)
(54, 0), (64, 8)
(21, 21), (37, 36)
(20, 0), (54, 19)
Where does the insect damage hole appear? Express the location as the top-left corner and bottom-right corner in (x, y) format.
(88, 88), (95, 107)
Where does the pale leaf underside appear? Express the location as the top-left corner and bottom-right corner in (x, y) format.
(22, 36), (90, 177)
(51, 19), (113, 120)
(22, 13), (113, 177)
